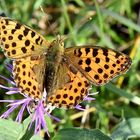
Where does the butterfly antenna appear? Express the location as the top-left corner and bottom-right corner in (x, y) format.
(40, 6), (57, 37)
(40, 6), (68, 43)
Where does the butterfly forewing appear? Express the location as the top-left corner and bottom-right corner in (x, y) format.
(65, 46), (132, 86)
(13, 56), (46, 100)
(0, 16), (50, 59)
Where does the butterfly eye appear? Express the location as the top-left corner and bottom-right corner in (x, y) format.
(60, 41), (64, 47)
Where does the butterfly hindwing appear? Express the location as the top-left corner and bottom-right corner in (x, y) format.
(47, 63), (91, 108)
(13, 56), (46, 100)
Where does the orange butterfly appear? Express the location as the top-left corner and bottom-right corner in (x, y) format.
(0, 16), (132, 109)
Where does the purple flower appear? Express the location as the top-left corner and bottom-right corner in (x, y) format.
(0, 63), (60, 136)
(0, 62), (96, 136)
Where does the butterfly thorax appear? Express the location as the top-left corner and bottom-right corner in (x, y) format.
(47, 38), (64, 62)
(44, 38), (65, 96)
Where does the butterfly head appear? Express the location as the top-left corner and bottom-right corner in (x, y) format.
(48, 35), (65, 55)
(56, 35), (65, 46)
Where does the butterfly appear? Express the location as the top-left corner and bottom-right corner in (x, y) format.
(0, 16), (132, 109)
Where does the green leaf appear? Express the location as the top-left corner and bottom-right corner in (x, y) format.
(44, 115), (54, 133)
(101, 9), (140, 32)
(74, 0), (85, 7)
(111, 118), (140, 140)
(0, 119), (22, 140)
(30, 135), (43, 140)
(53, 128), (112, 140)
(19, 121), (35, 140)
(105, 83), (140, 105)
(21, 116), (32, 134)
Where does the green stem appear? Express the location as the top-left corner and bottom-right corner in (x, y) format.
(61, 0), (77, 44)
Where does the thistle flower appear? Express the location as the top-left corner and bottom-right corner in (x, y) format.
(0, 62), (96, 136)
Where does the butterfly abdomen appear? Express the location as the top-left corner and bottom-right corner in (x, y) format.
(44, 64), (56, 94)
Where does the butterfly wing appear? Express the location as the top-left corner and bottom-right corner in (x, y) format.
(64, 46), (132, 86)
(47, 63), (90, 109)
(0, 16), (50, 59)
(13, 56), (46, 100)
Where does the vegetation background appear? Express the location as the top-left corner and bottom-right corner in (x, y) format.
(0, 0), (140, 140)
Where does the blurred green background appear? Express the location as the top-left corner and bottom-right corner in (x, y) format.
(0, 0), (140, 140)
